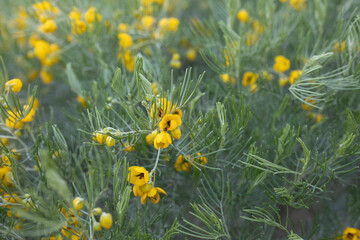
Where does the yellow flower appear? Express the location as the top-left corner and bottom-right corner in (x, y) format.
(290, 0), (306, 11)
(279, 77), (288, 87)
(262, 71), (274, 82)
(84, 7), (97, 24)
(77, 96), (87, 108)
(128, 166), (150, 186)
(242, 72), (258, 87)
(289, 70), (302, 85)
(221, 73), (235, 85)
(5, 79), (23, 93)
(96, 133), (106, 144)
(146, 130), (158, 145)
(6, 111), (24, 129)
(123, 142), (135, 151)
(0, 167), (13, 187)
(91, 207), (102, 216)
(342, 227), (360, 240)
(151, 82), (159, 95)
(75, 20), (87, 34)
(72, 197), (84, 210)
(159, 114), (182, 131)
(333, 41), (346, 53)
(253, 20), (264, 34)
(100, 212), (112, 229)
(154, 131), (172, 149)
(175, 154), (192, 172)
(117, 23), (128, 32)
(273, 55), (290, 73)
(39, 19), (56, 33)
(93, 221), (102, 231)
(40, 69), (53, 84)
(141, 15), (155, 29)
(69, 8), (81, 21)
(172, 108), (183, 118)
(186, 48), (197, 61)
(237, 9), (249, 23)
(106, 136), (115, 147)
(168, 18), (180, 32)
(250, 83), (258, 93)
(171, 128), (181, 140)
(133, 183), (167, 204)
(118, 33), (133, 49)
(196, 152), (207, 165)
(151, 98), (172, 118)
(301, 98), (316, 111)
(21, 105), (36, 122)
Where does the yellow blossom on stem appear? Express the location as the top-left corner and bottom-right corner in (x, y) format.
(77, 96), (88, 108)
(221, 73), (235, 85)
(242, 72), (258, 87)
(133, 183), (167, 204)
(100, 212), (112, 229)
(342, 227), (360, 240)
(118, 33), (133, 49)
(171, 128), (181, 140)
(279, 77), (288, 87)
(250, 83), (258, 94)
(40, 69), (53, 84)
(159, 114), (182, 131)
(72, 197), (84, 210)
(289, 70), (302, 85)
(96, 133), (106, 144)
(106, 136), (115, 147)
(146, 130), (158, 145)
(290, 0), (306, 11)
(301, 98), (316, 111)
(154, 131), (172, 149)
(151, 98), (172, 118)
(141, 15), (155, 29)
(128, 166), (150, 186)
(175, 154), (192, 172)
(273, 56), (290, 72)
(237, 9), (249, 23)
(39, 19), (56, 33)
(262, 71), (274, 82)
(5, 79), (23, 93)
(6, 111), (24, 129)
(196, 152), (208, 165)
(123, 142), (135, 151)
(186, 48), (197, 61)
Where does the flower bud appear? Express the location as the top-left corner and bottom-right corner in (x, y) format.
(106, 136), (115, 147)
(100, 212), (113, 229)
(72, 197), (84, 210)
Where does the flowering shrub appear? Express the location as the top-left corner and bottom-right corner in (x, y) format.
(0, 0), (359, 239)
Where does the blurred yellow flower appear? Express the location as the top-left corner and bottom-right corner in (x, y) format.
(273, 56), (290, 72)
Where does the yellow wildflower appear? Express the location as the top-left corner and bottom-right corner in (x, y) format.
(186, 48), (197, 61)
(72, 197), (84, 210)
(262, 71), (274, 82)
(279, 77), (288, 87)
(133, 183), (167, 204)
(40, 69), (53, 84)
(5, 79), (23, 93)
(273, 55), (290, 72)
(196, 152), (208, 165)
(118, 33), (133, 49)
(117, 23), (128, 32)
(250, 83), (258, 93)
(342, 227), (360, 240)
(123, 142), (135, 151)
(333, 41), (346, 53)
(106, 136), (115, 147)
(175, 154), (191, 172)
(289, 70), (302, 85)
(237, 9), (249, 22)
(171, 128), (181, 140)
(151, 98), (172, 118)
(96, 133), (106, 144)
(146, 130), (158, 145)
(39, 19), (56, 33)
(290, 0), (306, 11)
(100, 212), (112, 229)
(141, 15), (155, 29)
(301, 98), (316, 111)
(77, 96), (88, 108)
(242, 72), (258, 87)
(6, 111), (24, 129)
(221, 73), (235, 85)
(159, 114), (182, 131)
(154, 131), (172, 149)
(128, 166), (150, 186)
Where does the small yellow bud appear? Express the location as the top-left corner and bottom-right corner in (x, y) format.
(100, 212), (113, 229)
(171, 128), (181, 140)
(93, 221), (102, 231)
(72, 197), (84, 210)
(96, 133), (106, 144)
(92, 207), (102, 215)
(5, 79), (23, 93)
(106, 136), (115, 147)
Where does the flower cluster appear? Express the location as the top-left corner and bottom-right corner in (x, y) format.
(175, 153), (208, 172)
(146, 98), (183, 150)
(68, 6), (102, 35)
(128, 166), (167, 204)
